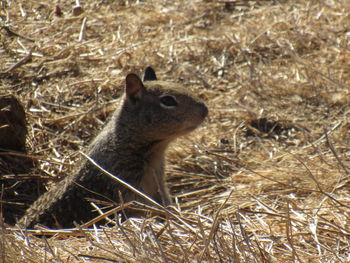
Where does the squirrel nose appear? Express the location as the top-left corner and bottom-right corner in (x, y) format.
(201, 104), (208, 118)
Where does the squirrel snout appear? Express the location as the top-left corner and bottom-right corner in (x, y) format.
(201, 103), (209, 119)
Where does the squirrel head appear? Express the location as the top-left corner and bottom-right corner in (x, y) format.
(121, 67), (208, 142)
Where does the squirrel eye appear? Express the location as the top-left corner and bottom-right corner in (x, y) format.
(160, 95), (178, 108)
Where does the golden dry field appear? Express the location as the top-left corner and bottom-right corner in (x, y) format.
(1, 0), (350, 262)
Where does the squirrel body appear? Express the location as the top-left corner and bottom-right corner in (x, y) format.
(18, 67), (208, 228)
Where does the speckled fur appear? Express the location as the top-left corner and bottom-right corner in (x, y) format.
(17, 68), (208, 228)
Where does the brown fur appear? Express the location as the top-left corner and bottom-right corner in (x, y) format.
(17, 67), (208, 228)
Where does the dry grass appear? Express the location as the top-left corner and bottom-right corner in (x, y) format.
(1, 0), (350, 262)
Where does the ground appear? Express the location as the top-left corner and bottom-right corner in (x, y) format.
(0, 0), (350, 262)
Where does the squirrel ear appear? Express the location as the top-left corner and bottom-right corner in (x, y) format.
(125, 73), (144, 102)
(143, 66), (157, 81)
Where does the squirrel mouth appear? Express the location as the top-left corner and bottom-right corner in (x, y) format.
(183, 116), (206, 133)
(183, 125), (199, 133)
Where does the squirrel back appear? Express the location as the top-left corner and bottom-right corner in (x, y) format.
(18, 67), (208, 228)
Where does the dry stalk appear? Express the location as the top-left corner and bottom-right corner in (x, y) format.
(1, 0), (350, 261)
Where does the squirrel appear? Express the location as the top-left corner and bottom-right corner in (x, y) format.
(17, 67), (208, 229)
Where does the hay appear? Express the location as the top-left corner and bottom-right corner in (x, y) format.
(1, 0), (350, 261)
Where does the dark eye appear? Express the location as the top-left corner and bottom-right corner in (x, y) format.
(160, 95), (178, 108)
